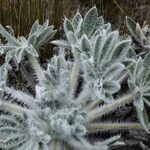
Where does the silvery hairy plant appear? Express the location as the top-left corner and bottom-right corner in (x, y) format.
(0, 7), (149, 150)
(126, 17), (150, 55)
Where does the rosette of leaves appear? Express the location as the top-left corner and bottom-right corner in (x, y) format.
(35, 53), (71, 107)
(52, 7), (137, 102)
(1, 7), (149, 150)
(0, 20), (56, 63)
(126, 17), (150, 54)
(128, 52), (150, 132)
(0, 58), (123, 150)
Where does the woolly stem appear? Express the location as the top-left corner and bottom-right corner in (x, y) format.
(67, 63), (79, 100)
(4, 86), (36, 109)
(86, 94), (133, 122)
(0, 101), (30, 116)
(28, 54), (44, 84)
(86, 122), (143, 133)
(86, 99), (103, 110)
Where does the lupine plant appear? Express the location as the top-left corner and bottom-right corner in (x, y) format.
(0, 7), (149, 150)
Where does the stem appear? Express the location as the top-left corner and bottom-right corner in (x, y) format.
(67, 63), (79, 100)
(85, 94), (133, 122)
(0, 101), (30, 116)
(86, 122), (143, 133)
(28, 55), (44, 84)
(86, 99), (103, 110)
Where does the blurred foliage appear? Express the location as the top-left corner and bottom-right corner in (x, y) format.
(0, 0), (150, 60)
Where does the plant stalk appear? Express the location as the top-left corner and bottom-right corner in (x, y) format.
(86, 94), (133, 122)
(86, 122), (143, 133)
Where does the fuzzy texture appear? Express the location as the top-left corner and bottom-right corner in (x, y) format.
(0, 7), (149, 150)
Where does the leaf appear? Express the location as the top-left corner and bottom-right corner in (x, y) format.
(111, 40), (131, 61)
(135, 23), (143, 40)
(143, 52), (150, 68)
(34, 27), (56, 48)
(5, 50), (15, 62)
(15, 48), (24, 63)
(28, 33), (37, 46)
(29, 20), (39, 36)
(72, 12), (83, 33)
(126, 16), (137, 35)
(26, 46), (38, 58)
(99, 31), (119, 64)
(96, 16), (104, 26)
(128, 80), (136, 91)
(51, 40), (71, 49)
(101, 23), (111, 33)
(83, 7), (98, 36)
(104, 63), (125, 81)
(81, 35), (91, 54)
(41, 20), (49, 30)
(125, 48), (137, 62)
(134, 58), (143, 78)
(0, 25), (19, 46)
(67, 31), (77, 45)
(103, 81), (120, 94)
(136, 107), (149, 133)
(64, 17), (74, 34)
(133, 90), (144, 111)
(94, 36), (103, 66)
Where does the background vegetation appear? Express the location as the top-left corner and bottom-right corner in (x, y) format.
(0, 0), (150, 59)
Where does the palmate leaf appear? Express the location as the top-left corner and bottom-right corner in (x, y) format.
(126, 16), (143, 41)
(0, 20), (56, 63)
(51, 7), (105, 49)
(126, 16), (150, 48)
(52, 7), (136, 103)
(38, 54), (71, 105)
(1, 7), (148, 150)
(0, 113), (30, 149)
(128, 52), (150, 132)
(80, 32), (131, 102)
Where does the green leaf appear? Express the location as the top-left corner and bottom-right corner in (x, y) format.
(135, 23), (143, 40)
(26, 46), (38, 58)
(99, 31), (119, 64)
(143, 52), (150, 68)
(29, 20), (39, 36)
(103, 81), (120, 94)
(81, 35), (91, 54)
(51, 40), (71, 49)
(0, 25), (19, 46)
(15, 48), (24, 63)
(125, 48), (137, 62)
(94, 36), (102, 67)
(111, 40), (131, 61)
(133, 90), (143, 111)
(83, 7), (98, 36)
(64, 17), (74, 34)
(128, 80), (136, 91)
(126, 16), (137, 35)
(67, 31), (77, 45)
(136, 107), (149, 133)
(28, 33), (37, 46)
(134, 58), (143, 78)
(34, 27), (56, 48)
(104, 63), (125, 81)
(72, 12), (83, 33)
